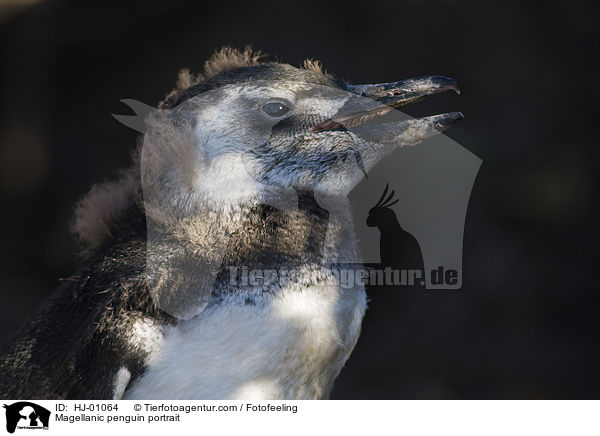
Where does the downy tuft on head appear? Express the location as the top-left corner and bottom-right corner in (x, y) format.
(301, 59), (334, 80)
(160, 47), (335, 109)
(161, 47), (265, 108)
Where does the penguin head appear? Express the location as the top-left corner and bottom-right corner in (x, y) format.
(136, 48), (462, 213)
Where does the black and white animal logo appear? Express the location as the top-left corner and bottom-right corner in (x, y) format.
(3, 402), (50, 433)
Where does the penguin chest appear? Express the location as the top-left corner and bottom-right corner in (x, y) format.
(123, 283), (366, 400)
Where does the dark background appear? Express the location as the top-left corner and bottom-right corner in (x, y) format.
(0, 0), (597, 398)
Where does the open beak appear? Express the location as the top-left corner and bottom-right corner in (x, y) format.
(312, 75), (462, 146)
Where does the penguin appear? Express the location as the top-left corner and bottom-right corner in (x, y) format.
(0, 47), (462, 399)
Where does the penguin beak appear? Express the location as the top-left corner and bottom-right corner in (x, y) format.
(345, 75), (459, 108)
(312, 75), (462, 146)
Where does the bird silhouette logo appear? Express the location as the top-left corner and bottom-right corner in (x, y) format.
(2, 402), (50, 433)
(366, 184), (424, 274)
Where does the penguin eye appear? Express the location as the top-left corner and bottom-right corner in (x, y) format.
(262, 102), (290, 117)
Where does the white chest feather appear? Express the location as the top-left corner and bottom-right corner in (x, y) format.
(123, 282), (366, 400)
